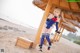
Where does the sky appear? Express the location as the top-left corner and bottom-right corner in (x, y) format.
(0, 0), (80, 35)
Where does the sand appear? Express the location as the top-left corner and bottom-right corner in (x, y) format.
(0, 19), (80, 53)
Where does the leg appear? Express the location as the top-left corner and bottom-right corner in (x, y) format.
(39, 19), (52, 48)
(46, 33), (51, 46)
(46, 33), (52, 50)
(39, 33), (46, 49)
(46, 34), (51, 50)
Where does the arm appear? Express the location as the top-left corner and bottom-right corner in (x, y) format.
(55, 22), (58, 31)
(47, 14), (53, 21)
(47, 14), (54, 19)
(55, 22), (60, 34)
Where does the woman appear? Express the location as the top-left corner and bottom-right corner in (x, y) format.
(39, 7), (73, 51)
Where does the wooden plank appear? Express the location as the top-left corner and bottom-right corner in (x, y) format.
(39, 2), (46, 7)
(76, 17), (80, 23)
(52, 0), (60, 7)
(71, 15), (78, 21)
(60, 0), (70, 10)
(62, 23), (77, 32)
(41, 0), (48, 3)
(77, 2), (80, 7)
(52, 33), (58, 43)
(64, 13), (72, 19)
(33, 2), (46, 11)
(33, 0), (53, 47)
(77, 17), (80, 22)
(70, 2), (80, 12)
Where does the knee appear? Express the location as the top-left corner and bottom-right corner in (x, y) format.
(46, 34), (50, 39)
(46, 33), (50, 38)
(41, 33), (46, 39)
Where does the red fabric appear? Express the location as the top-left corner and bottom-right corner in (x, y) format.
(52, 17), (57, 22)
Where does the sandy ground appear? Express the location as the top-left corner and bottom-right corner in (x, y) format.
(0, 19), (80, 53)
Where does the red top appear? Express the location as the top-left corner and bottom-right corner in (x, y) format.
(52, 17), (57, 22)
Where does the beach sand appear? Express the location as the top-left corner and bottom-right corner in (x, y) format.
(0, 19), (80, 53)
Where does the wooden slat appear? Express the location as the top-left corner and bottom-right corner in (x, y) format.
(52, 0), (60, 7)
(71, 21), (80, 28)
(78, 2), (80, 7)
(71, 15), (78, 21)
(33, 0), (47, 9)
(62, 23), (77, 32)
(41, 0), (48, 3)
(64, 13), (72, 19)
(57, 28), (64, 41)
(60, 0), (70, 10)
(33, 1), (46, 11)
(39, 3), (47, 9)
(33, 0), (52, 47)
(77, 17), (80, 22)
(52, 32), (58, 43)
(55, 25), (62, 42)
(77, 2), (80, 9)
(70, 2), (80, 12)
(69, 14), (80, 23)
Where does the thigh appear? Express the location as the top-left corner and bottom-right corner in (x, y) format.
(46, 27), (53, 33)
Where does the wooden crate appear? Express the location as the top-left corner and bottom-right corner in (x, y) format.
(15, 37), (33, 49)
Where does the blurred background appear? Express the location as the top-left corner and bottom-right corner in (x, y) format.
(0, 0), (80, 45)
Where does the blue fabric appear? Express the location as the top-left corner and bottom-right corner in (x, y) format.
(55, 22), (59, 31)
(40, 34), (46, 46)
(46, 19), (59, 31)
(46, 19), (55, 29)
(40, 33), (51, 47)
(46, 34), (51, 46)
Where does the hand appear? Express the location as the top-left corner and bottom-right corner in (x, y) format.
(55, 30), (60, 34)
(47, 18), (50, 21)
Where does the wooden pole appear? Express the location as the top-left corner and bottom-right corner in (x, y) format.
(57, 28), (64, 41)
(55, 26), (62, 42)
(33, 0), (52, 46)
